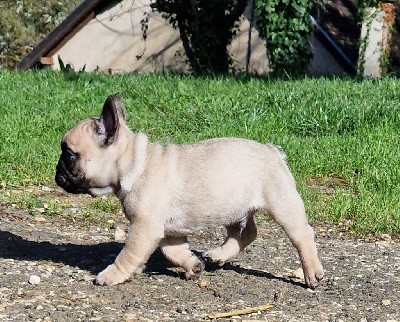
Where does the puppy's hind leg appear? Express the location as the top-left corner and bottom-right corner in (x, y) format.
(204, 215), (257, 266)
(268, 191), (324, 289)
(160, 236), (204, 280)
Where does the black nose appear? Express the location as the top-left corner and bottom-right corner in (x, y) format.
(55, 156), (71, 186)
(55, 162), (68, 187)
(55, 171), (67, 187)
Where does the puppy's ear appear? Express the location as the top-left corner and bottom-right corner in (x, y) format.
(94, 93), (126, 145)
(110, 93), (127, 122)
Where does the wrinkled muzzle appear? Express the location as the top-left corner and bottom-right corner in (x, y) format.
(55, 158), (89, 194)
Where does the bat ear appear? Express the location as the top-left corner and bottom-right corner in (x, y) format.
(108, 93), (127, 121)
(94, 93), (126, 145)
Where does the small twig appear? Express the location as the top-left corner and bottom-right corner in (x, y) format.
(207, 286), (286, 319)
(207, 303), (275, 319)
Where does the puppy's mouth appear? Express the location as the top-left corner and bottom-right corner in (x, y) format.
(55, 159), (89, 194)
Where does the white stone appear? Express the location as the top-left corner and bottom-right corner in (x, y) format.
(289, 267), (304, 280)
(41, 186), (53, 192)
(114, 226), (126, 242)
(29, 275), (41, 285)
(381, 234), (392, 241)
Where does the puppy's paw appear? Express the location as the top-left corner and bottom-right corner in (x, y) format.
(95, 264), (131, 286)
(202, 249), (226, 267)
(304, 264), (324, 289)
(184, 259), (205, 280)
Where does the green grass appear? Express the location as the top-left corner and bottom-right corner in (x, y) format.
(0, 70), (399, 235)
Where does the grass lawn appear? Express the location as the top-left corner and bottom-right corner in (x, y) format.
(0, 70), (399, 235)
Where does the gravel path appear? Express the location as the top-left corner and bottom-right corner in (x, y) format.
(1, 206), (399, 321)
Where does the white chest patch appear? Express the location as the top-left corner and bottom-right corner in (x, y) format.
(89, 186), (114, 197)
(120, 134), (148, 194)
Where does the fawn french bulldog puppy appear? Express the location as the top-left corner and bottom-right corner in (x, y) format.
(55, 94), (324, 288)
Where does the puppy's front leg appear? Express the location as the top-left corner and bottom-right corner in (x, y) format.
(96, 220), (164, 286)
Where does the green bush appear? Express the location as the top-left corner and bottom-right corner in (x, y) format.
(256, 0), (314, 74)
(0, 0), (80, 69)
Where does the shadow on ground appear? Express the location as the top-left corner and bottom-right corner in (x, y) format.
(0, 230), (305, 288)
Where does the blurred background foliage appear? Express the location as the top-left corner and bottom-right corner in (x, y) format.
(0, 0), (80, 69)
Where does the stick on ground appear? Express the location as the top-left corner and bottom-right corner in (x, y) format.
(207, 303), (275, 319)
(207, 286), (286, 319)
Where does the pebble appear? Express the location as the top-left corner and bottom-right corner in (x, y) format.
(114, 226), (126, 241)
(124, 313), (137, 321)
(289, 267), (304, 280)
(34, 216), (47, 222)
(29, 275), (41, 285)
(41, 186), (53, 192)
(380, 234), (392, 241)
(381, 299), (391, 306)
(198, 279), (210, 288)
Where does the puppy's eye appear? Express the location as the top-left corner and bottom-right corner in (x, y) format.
(62, 147), (78, 164)
(64, 150), (77, 163)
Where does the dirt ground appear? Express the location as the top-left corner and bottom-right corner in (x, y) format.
(1, 191), (399, 322)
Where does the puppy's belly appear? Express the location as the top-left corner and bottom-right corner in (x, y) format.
(164, 215), (196, 236)
(163, 210), (252, 236)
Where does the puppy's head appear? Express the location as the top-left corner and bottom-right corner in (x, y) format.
(55, 93), (127, 196)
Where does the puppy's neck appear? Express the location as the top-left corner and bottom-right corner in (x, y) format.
(116, 131), (149, 198)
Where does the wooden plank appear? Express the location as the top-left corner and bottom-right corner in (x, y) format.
(39, 57), (54, 65)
